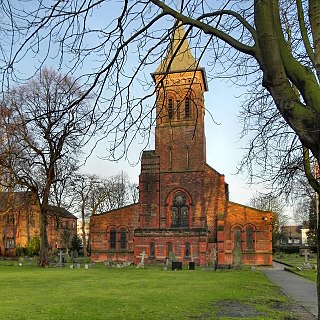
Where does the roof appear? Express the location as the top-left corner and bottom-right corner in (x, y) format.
(0, 191), (35, 211)
(281, 225), (302, 236)
(152, 22), (208, 90)
(47, 205), (77, 220)
(0, 191), (77, 219)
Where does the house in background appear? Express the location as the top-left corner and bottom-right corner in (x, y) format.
(280, 222), (310, 246)
(0, 191), (77, 256)
(90, 23), (273, 267)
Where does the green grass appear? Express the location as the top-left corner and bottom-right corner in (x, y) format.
(273, 253), (317, 282)
(0, 263), (297, 320)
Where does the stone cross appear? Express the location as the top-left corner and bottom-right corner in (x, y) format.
(136, 250), (147, 268)
(58, 250), (63, 264)
(302, 249), (312, 269)
(140, 250), (146, 265)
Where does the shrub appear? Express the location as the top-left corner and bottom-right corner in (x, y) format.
(15, 244), (26, 257)
(273, 245), (300, 254)
(26, 235), (40, 257)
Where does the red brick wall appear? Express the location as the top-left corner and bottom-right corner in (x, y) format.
(220, 202), (273, 266)
(90, 204), (139, 263)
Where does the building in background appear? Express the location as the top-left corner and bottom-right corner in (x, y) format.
(280, 222), (310, 246)
(0, 191), (77, 256)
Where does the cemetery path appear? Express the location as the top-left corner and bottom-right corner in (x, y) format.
(260, 261), (317, 318)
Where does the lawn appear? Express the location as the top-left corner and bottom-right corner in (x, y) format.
(273, 252), (317, 282)
(0, 262), (301, 320)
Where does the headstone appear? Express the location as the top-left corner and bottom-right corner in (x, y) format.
(232, 243), (243, 269)
(168, 251), (176, 269)
(137, 250), (147, 268)
(70, 264), (74, 269)
(302, 249), (312, 269)
(85, 264), (92, 269)
(76, 263), (81, 269)
(57, 250), (64, 267)
(189, 262), (195, 270)
(164, 258), (169, 271)
(172, 261), (182, 270)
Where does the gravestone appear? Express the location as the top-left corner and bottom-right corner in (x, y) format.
(189, 261), (195, 270)
(232, 243), (243, 269)
(172, 261), (182, 270)
(57, 250), (65, 267)
(302, 249), (312, 269)
(168, 251), (176, 269)
(137, 250), (147, 269)
(164, 258), (169, 271)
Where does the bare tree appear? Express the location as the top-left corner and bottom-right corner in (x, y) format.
(72, 171), (136, 255)
(250, 193), (289, 246)
(71, 173), (98, 256)
(0, 67), (94, 266)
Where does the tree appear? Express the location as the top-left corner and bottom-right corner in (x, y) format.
(250, 193), (288, 247)
(70, 234), (83, 255)
(0, 68), (94, 266)
(72, 171), (137, 256)
(2, 0), (320, 314)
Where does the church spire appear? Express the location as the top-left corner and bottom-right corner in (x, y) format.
(153, 22), (208, 90)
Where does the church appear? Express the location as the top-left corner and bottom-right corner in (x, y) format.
(90, 24), (272, 267)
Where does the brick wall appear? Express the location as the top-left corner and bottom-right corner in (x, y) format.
(90, 203), (139, 263)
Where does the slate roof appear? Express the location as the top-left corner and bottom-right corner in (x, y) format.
(47, 205), (77, 220)
(0, 191), (77, 219)
(0, 191), (35, 211)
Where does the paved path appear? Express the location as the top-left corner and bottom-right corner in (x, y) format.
(260, 262), (318, 317)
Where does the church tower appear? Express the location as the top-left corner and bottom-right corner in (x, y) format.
(136, 23), (211, 265)
(152, 23), (208, 173)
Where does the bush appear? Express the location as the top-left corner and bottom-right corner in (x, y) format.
(273, 245), (300, 254)
(15, 244), (26, 257)
(26, 235), (40, 257)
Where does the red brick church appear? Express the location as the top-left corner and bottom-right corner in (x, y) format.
(90, 24), (272, 267)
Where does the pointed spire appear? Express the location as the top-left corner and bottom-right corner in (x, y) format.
(154, 22), (200, 74)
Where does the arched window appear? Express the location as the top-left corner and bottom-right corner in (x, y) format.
(150, 242), (155, 257)
(185, 243), (191, 257)
(167, 242), (173, 256)
(246, 226), (254, 250)
(171, 191), (189, 228)
(120, 228), (127, 250)
(168, 99), (174, 119)
(185, 97), (191, 118)
(110, 228), (116, 250)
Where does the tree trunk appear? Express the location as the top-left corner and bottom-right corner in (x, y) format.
(317, 196), (320, 319)
(81, 205), (87, 256)
(38, 207), (49, 267)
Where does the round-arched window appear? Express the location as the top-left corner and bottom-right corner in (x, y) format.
(171, 192), (189, 228)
